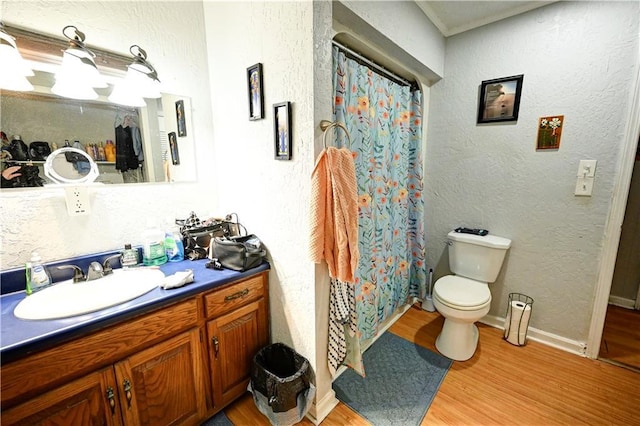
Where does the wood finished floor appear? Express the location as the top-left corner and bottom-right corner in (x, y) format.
(223, 305), (640, 425)
(600, 304), (640, 370)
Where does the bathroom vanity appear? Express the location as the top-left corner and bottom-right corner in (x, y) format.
(0, 258), (269, 425)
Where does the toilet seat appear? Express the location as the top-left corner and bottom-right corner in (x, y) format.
(433, 275), (491, 310)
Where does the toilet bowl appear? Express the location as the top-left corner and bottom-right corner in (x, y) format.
(433, 276), (491, 361)
(432, 230), (512, 361)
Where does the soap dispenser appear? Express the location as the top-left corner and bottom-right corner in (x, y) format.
(26, 252), (52, 295)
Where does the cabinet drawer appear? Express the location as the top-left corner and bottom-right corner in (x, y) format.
(205, 275), (264, 318)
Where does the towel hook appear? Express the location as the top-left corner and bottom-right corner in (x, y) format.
(320, 120), (351, 149)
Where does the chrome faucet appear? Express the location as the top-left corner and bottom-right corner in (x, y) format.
(102, 254), (122, 276)
(57, 255), (122, 283)
(86, 261), (105, 281)
(57, 265), (86, 283)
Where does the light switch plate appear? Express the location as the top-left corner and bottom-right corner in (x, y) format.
(575, 177), (594, 196)
(578, 160), (597, 177)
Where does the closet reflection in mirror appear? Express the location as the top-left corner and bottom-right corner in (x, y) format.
(1, 69), (196, 186)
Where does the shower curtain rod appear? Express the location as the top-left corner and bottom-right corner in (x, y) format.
(331, 40), (414, 88)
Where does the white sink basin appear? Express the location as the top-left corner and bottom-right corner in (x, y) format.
(14, 268), (165, 320)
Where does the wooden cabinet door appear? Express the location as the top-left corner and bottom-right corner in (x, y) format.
(114, 328), (207, 426)
(2, 367), (122, 426)
(207, 298), (268, 409)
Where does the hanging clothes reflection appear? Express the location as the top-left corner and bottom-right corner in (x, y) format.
(114, 110), (144, 183)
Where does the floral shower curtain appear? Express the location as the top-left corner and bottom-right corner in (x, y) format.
(332, 46), (426, 375)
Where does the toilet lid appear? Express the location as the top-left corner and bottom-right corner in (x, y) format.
(433, 276), (491, 307)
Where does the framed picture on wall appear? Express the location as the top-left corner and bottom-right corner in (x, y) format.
(176, 100), (187, 137)
(274, 101), (292, 160)
(477, 74), (524, 124)
(168, 131), (180, 165)
(536, 115), (564, 150)
(247, 63), (264, 120)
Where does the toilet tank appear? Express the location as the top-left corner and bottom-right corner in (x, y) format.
(447, 231), (512, 283)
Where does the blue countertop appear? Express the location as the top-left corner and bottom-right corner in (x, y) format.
(0, 258), (269, 363)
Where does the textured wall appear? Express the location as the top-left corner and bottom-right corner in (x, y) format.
(202, 0), (316, 364)
(339, 0), (445, 78)
(0, 1), (216, 269)
(425, 1), (639, 342)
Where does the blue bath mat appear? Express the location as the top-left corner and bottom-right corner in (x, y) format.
(200, 410), (233, 426)
(333, 332), (452, 426)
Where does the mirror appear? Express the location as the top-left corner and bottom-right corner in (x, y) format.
(44, 147), (99, 184)
(0, 26), (197, 187)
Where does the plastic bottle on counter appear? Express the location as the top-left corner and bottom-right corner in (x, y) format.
(72, 140), (85, 152)
(142, 222), (167, 266)
(25, 251), (52, 295)
(85, 143), (95, 160)
(98, 143), (106, 161)
(164, 222), (185, 262)
(121, 243), (139, 268)
(105, 140), (116, 162)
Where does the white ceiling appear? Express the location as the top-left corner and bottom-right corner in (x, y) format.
(415, 1), (557, 37)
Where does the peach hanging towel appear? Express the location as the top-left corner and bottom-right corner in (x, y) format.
(310, 144), (359, 376)
(309, 146), (359, 283)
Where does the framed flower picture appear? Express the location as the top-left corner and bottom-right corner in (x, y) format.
(536, 115), (564, 150)
(176, 100), (187, 137)
(247, 63), (264, 120)
(274, 101), (292, 160)
(168, 131), (180, 165)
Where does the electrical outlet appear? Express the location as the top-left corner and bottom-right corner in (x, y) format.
(64, 186), (91, 215)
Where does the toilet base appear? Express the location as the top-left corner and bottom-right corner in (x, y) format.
(435, 319), (479, 361)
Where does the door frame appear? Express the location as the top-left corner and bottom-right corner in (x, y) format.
(587, 65), (640, 358)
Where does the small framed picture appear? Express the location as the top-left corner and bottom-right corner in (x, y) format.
(536, 115), (564, 150)
(168, 131), (180, 165)
(247, 63), (264, 120)
(176, 100), (187, 137)
(477, 74), (524, 124)
(274, 102), (292, 160)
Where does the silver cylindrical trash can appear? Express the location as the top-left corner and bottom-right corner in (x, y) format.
(503, 293), (533, 346)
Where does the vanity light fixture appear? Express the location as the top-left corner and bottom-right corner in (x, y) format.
(52, 25), (108, 100)
(108, 44), (161, 107)
(0, 22), (34, 91)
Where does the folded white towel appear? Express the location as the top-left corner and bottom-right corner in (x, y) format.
(159, 269), (194, 290)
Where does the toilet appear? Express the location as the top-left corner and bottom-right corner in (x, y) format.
(433, 230), (512, 361)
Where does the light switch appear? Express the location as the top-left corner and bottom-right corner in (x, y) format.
(575, 176), (594, 196)
(577, 160), (597, 177)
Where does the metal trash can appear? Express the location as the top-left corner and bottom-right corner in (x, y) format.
(503, 293), (533, 346)
(248, 343), (316, 426)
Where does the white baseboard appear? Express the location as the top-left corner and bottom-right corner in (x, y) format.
(306, 388), (338, 425)
(608, 295), (636, 309)
(481, 314), (587, 356)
